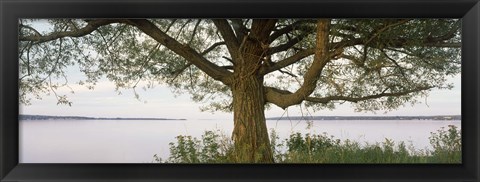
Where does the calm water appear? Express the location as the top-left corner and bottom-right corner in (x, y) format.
(19, 119), (461, 163)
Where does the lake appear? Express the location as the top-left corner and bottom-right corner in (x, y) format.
(19, 119), (461, 163)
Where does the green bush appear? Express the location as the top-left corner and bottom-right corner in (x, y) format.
(154, 125), (461, 163)
(428, 125), (462, 163)
(158, 130), (233, 163)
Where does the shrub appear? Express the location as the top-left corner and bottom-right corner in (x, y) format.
(428, 125), (462, 163)
(160, 130), (233, 163)
(155, 125), (461, 163)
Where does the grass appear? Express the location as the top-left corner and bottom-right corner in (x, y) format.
(153, 125), (461, 163)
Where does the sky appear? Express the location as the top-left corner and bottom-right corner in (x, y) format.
(19, 19), (462, 120)
(19, 70), (461, 120)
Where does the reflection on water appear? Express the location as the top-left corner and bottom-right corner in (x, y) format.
(19, 119), (461, 163)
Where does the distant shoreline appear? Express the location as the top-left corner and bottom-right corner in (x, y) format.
(267, 115), (461, 121)
(19, 114), (460, 121)
(19, 114), (186, 121)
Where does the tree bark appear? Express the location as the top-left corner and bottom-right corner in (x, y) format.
(231, 74), (273, 163)
(229, 19), (277, 163)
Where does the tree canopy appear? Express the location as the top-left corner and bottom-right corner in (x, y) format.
(19, 19), (460, 112)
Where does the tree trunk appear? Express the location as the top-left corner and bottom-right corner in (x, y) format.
(231, 74), (273, 163)
(228, 19), (278, 163)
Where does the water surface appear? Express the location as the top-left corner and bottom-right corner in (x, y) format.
(19, 119), (461, 163)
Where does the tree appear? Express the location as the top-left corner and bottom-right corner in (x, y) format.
(18, 19), (461, 163)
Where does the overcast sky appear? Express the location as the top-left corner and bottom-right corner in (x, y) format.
(19, 73), (461, 120)
(19, 19), (462, 120)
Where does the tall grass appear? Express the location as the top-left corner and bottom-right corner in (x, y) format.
(154, 125), (461, 163)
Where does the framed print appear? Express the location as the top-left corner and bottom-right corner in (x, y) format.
(1, 0), (479, 181)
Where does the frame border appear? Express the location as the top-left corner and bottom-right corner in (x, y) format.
(1, 0), (479, 181)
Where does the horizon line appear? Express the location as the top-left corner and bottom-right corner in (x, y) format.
(20, 113), (462, 118)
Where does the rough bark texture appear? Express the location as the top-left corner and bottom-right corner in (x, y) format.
(231, 75), (273, 163)
(230, 19), (277, 163)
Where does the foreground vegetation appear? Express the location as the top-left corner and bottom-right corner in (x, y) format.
(153, 125), (461, 163)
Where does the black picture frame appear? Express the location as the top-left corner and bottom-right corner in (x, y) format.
(1, 0), (479, 181)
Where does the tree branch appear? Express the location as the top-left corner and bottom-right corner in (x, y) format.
(268, 33), (309, 55)
(126, 19), (233, 85)
(364, 19), (412, 45)
(264, 19), (331, 109)
(380, 49), (408, 79)
(259, 48), (315, 75)
(19, 19), (121, 44)
(169, 63), (191, 83)
(426, 20), (461, 42)
(329, 36), (460, 53)
(212, 19), (241, 64)
(222, 56), (234, 64)
(19, 24), (42, 37)
(269, 19), (315, 43)
(330, 20), (460, 50)
(201, 41), (225, 55)
(278, 69), (297, 77)
(423, 42), (461, 48)
(304, 86), (433, 104)
(188, 20), (202, 44)
(229, 19), (248, 42)
(266, 85), (433, 108)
